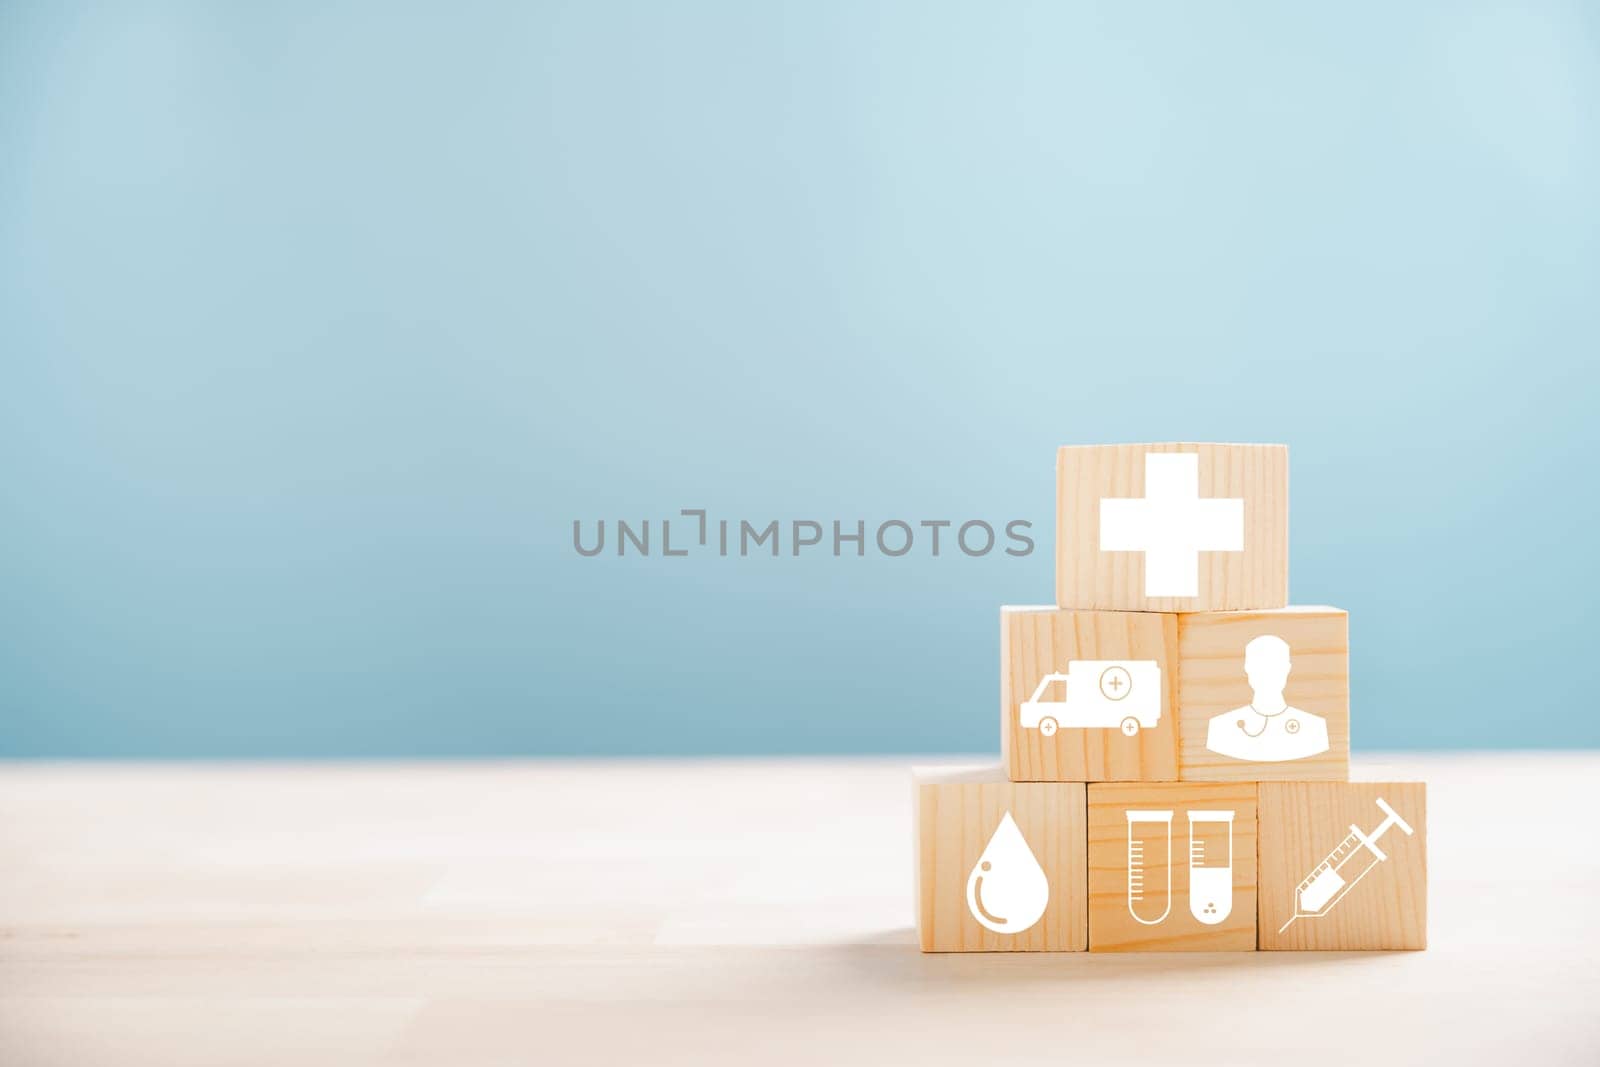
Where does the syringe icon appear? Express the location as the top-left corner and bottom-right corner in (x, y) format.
(1278, 796), (1415, 934)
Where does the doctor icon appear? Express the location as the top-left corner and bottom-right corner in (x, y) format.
(1205, 635), (1329, 762)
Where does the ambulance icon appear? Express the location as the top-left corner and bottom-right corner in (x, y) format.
(1019, 660), (1162, 737)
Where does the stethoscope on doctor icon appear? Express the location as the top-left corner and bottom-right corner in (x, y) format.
(1234, 707), (1304, 738)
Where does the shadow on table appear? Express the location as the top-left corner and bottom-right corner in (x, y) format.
(830, 926), (1409, 990)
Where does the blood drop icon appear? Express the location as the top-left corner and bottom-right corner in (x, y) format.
(965, 811), (1049, 934)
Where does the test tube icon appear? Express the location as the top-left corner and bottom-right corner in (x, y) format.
(1187, 810), (1235, 926)
(1126, 810), (1173, 925)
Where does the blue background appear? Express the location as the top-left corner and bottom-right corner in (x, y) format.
(3, 2), (1596, 757)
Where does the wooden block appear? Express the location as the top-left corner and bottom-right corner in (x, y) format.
(1258, 782), (1427, 950)
(1056, 443), (1287, 612)
(1087, 782), (1257, 951)
(1003, 605), (1344, 783)
(1000, 607), (1178, 782)
(1176, 607), (1349, 781)
(914, 765), (1087, 952)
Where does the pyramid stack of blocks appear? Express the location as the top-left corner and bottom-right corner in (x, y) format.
(913, 443), (1427, 952)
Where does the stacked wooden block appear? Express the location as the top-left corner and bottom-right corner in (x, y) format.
(915, 443), (1426, 952)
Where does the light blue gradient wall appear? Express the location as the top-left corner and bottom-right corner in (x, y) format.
(3, 2), (1597, 757)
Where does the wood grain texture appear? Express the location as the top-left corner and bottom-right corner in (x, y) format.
(1087, 783), (1258, 951)
(914, 766), (1087, 951)
(1259, 782), (1427, 950)
(1055, 442), (1288, 612)
(1000, 607), (1179, 782)
(1176, 607), (1350, 782)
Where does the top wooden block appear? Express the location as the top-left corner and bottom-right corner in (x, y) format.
(1056, 443), (1288, 613)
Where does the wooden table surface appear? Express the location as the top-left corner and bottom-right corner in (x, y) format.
(2, 754), (1595, 1065)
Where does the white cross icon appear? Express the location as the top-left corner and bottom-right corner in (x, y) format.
(1099, 453), (1244, 598)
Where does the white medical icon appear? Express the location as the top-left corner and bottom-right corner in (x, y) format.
(1126, 810), (1172, 925)
(1127, 808), (1236, 927)
(1187, 810), (1235, 926)
(1019, 660), (1161, 738)
(966, 811), (1049, 935)
(1279, 797), (1415, 933)
(1099, 453), (1244, 598)
(1205, 635), (1330, 762)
